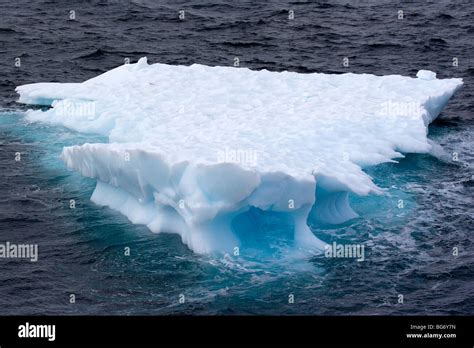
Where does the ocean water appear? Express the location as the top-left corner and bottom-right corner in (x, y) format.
(0, 0), (473, 315)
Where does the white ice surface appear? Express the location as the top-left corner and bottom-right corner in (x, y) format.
(16, 58), (463, 253)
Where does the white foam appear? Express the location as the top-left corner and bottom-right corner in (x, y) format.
(16, 58), (463, 253)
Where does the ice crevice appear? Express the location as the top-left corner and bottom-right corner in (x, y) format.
(16, 58), (463, 254)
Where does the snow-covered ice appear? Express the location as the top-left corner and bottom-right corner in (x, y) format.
(16, 58), (463, 253)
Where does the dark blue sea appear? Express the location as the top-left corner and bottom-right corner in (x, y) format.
(0, 0), (473, 315)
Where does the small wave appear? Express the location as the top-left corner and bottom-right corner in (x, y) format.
(0, 27), (17, 34)
(364, 42), (404, 49)
(221, 41), (276, 48)
(437, 13), (455, 20)
(428, 38), (448, 46)
(73, 48), (110, 60)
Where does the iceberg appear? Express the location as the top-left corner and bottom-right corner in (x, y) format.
(16, 58), (463, 254)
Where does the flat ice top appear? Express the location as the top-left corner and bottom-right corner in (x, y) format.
(16, 58), (463, 253)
